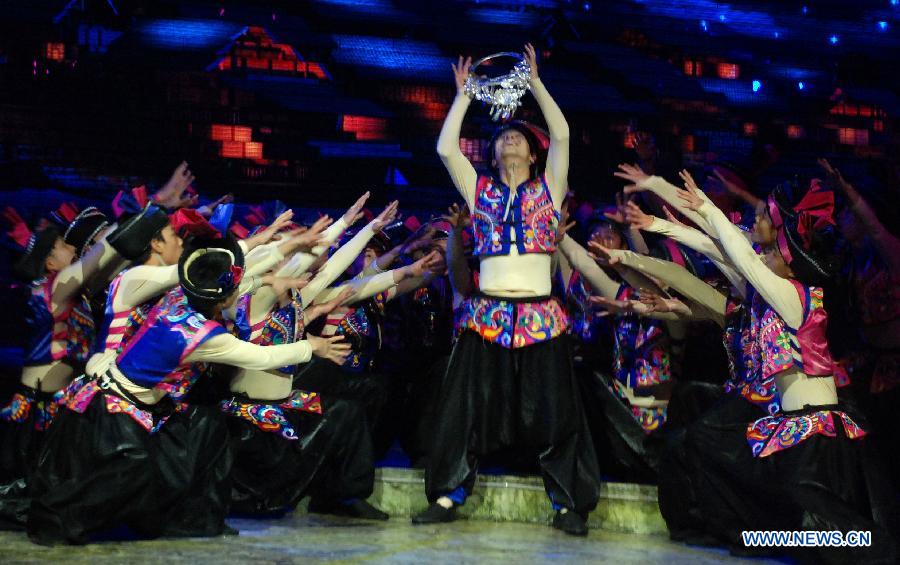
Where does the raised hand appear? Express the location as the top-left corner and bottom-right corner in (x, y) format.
(675, 170), (705, 212)
(587, 241), (621, 266)
(291, 215), (333, 252)
(372, 200), (399, 231)
(624, 200), (654, 231)
(445, 203), (472, 229)
(255, 209), (295, 245)
(343, 191), (371, 226)
(523, 43), (539, 80)
(452, 56), (473, 93)
(556, 202), (576, 243)
(817, 158), (852, 193)
(663, 205), (690, 228)
(614, 163), (650, 195)
(155, 161), (197, 209)
(604, 192), (630, 224)
(589, 295), (635, 314)
(408, 250), (443, 277)
(308, 334), (353, 365)
(268, 273), (312, 297)
(305, 287), (357, 322)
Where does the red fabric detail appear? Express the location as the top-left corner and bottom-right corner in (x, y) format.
(131, 186), (149, 208)
(170, 208), (219, 239)
(55, 202), (79, 224)
(229, 222), (250, 239)
(3, 206), (33, 248)
(794, 179), (835, 248)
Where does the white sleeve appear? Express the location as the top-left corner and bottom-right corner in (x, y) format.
(300, 223), (376, 305)
(311, 271), (398, 306)
(640, 176), (714, 235)
(698, 200), (803, 327)
(645, 217), (747, 295)
(436, 93), (479, 209)
(112, 265), (179, 312)
(530, 78), (569, 206)
(185, 332), (312, 369)
(558, 237), (620, 299)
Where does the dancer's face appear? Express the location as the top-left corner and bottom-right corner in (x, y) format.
(591, 225), (625, 251)
(762, 245), (792, 279)
(492, 129), (535, 170)
(151, 225), (184, 266)
(44, 237), (76, 272)
(752, 209), (777, 246)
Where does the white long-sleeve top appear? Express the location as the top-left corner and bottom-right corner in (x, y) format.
(696, 199), (803, 329)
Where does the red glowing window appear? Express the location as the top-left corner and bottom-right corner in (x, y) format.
(874, 120), (884, 132)
(838, 128), (869, 146)
(244, 142), (263, 159)
(743, 122), (758, 136)
(233, 126), (252, 142)
(45, 43), (65, 61)
(220, 141), (245, 158)
(683, 60), (703, 76)
(786, 125), (804, 139)
(859, 106), (872, 117)
(717, 63), (739, 79)
(342, 115), (388, 141)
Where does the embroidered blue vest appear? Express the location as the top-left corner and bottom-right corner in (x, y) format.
(116, 288), (225, 400)
(472, 174), (559, 257)
(24, 275), (94, 366)
(233, 291), (305, 375)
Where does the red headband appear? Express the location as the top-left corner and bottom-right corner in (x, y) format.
(774, 179), (835, 265)
(3, 207), (33, 249)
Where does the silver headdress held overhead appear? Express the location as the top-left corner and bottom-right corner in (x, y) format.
(464, 52), (532, 121)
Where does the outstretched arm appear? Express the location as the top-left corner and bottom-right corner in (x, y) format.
(437, 56), (478, 208)
(525, 44), (569, 206)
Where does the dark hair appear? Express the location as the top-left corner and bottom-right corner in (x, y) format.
(785, 225), (840, 288)
(179, 234), (245, 317)
(132, 227), (168, 265)
(485, 123), (545, 180)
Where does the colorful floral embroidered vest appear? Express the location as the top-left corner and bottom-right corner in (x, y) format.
(613, 286), (671, 391)
(233, 291), (305, 375)
(472, 174), (559, 257)
(23, 275), (95, 366)
(116, 288), (225, 401)
(726, 282), (833, 416)
(566, 271), (602, 343)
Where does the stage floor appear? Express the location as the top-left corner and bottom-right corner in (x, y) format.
(2, 515), (786, 564)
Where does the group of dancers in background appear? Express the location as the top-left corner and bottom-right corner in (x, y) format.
(0, 45), (897, 563)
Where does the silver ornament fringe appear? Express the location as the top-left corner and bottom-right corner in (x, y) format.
(464, 53), (532, 121)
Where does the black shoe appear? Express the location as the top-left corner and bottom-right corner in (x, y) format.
(308, 499), (389, 521)
(411, 502), (457, 524)
(552, 510), (588, 536)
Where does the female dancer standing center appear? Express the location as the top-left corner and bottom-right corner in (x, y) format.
(414, 45), (600, 536)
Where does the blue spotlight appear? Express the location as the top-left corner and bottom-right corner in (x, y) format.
(797, 81), (805, 90)
(774, 31), (780, 38)
(719, 14), (726, 22)
(829, 35), (839, 45)
(892, 0), (899, 6)
(583, 2), (591, 10)
(700, 19), (708, 31)
(802, 5), (808, 14)
(878, 21), (888, 31)
(752, 80), (762, 92)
